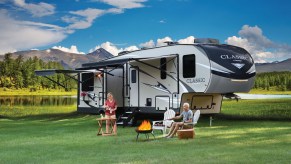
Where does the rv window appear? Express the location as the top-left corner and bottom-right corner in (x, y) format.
(160, 58), (167, 79)
(183, 54), (196, 78)
(81, 73), (94, 91)
(131, 70), (136, 83)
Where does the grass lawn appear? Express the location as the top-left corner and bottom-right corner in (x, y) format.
(221, 99), (291, 120)
(248, 89), (291, 95)
(0, 105), (76, 118)
(0, 113), (291, 164)
(1, 98), (291, 163)
(0, 88), (76, 96)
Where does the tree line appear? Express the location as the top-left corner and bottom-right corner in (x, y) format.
(0, 53), (76, 91)
(254, 71), (291, 91)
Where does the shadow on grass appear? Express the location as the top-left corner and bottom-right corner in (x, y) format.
(0, 115), (8, 119)
(2, 111), (291, 124)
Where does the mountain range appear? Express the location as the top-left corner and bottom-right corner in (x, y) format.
(0, 48), (113, 69)
(255, 58), (291, 73)
(0, 48), (290, 73)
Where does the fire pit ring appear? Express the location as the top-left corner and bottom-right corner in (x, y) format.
(135, 128), (155, 141)
(135, 120), (155, 141)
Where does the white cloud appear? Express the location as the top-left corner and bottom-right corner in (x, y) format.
(13, 0), (55, 17)
(156, 36), (173, 47)
(139, 40), (155, 48)
(70, 8), (105, 20)
(98, 0), (147, 9)
(226, 25), (291, 63)
(239, 25), (273, 48)
(65, 8), (106, 30)
(90, 42), (139, 56)
(20, 21), (64, 31)
(226, 36), (255, 52)
(61, 16), (79, 24)
(63, 7), (125, 30)
(106, 8), (124, 14)
(159, 20), (166, 23)
(0, 0), (148, 55)
(0, 10), (66, 55)
(90, 42), (120, 56)
(139, 36), (195, 49)
(124, 46), (139, 51)
(178, 36), (195, 44)
(60, 0), (148, 30)
(13, 0), (25, 6)
(52, 45), (85, 54)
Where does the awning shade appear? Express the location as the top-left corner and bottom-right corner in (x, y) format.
(78, 54), (178, 70)
(79, 58), (132, 70)
(35, 69), (95, 76)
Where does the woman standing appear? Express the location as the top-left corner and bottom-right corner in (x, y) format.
(104, 92), (117, 134)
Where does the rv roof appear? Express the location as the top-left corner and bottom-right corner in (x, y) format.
(194, 38), (219, 44)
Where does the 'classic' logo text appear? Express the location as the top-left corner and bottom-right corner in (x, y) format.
(186, 78), (205, 83)
(220, 55), (248, 60)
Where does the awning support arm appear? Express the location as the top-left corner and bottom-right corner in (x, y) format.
(43, 76), (69, 91)
(132, 54), (178, 77)
(97, 69), (114, 76)
(63, 73), (81, 83)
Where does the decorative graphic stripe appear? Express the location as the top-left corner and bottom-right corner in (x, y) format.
(211, 70), (256, 79)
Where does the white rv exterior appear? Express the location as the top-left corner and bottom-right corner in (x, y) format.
(76, 43), (256, 117)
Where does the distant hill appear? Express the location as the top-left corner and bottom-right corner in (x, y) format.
(255, 58), (291, 73)
(0, 48), (113, 69)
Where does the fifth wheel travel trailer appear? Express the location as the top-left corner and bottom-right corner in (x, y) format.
(35, 39), (256, 125)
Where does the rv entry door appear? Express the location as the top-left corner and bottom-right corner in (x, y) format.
(129, 67), (139, 107)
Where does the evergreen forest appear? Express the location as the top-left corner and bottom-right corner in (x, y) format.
(0, 53), (76, 91)
(254, 71), (291, 91)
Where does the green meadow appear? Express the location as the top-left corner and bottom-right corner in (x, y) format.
(0, 88), (77, 96)
(221, 99), (291, 120)
(1, 98), (291, 163)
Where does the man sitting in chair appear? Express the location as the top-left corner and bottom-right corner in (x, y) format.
(165, 102), (193, 138)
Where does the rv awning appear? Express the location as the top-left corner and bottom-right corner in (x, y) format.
(35, 69), (96, 76)
(79, 58), (132, 70)
(77, 54), (178, 70)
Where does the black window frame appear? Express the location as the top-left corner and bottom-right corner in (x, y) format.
(81, 73), (94, 91)
(131, 69), (137, 83)
(183, 54), (196, 78)
(160, 57), (167, 80)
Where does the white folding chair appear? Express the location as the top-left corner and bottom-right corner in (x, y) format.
(152, 109), (175, 135)
(184, 110), (200, 128)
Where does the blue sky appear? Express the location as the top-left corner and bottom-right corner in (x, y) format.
(1, 0), (291, 63)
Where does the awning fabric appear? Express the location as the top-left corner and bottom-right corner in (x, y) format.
(79, 58), (132, 70)
(35, 69), (94, 76)
(77, 54), (177, 70)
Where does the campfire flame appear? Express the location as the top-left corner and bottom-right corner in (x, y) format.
(138, 120), (151, 131)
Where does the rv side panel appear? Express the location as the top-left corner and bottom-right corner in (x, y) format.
(180, 93), (223, 114)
